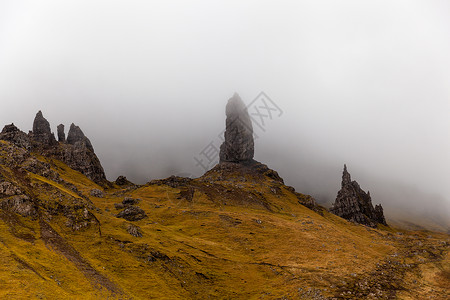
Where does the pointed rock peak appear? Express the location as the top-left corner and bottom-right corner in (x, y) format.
(33, 110), (51, 135)
(31, 110), (56, 145)
(219, 93), (254, 163)
(342, 164), (351, 187)
(67, 123), (93, 151)
(1, 123), (19, 133)
(67, 123), (85, 143)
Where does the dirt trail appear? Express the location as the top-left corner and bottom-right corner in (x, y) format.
(39, 219), (125, 297)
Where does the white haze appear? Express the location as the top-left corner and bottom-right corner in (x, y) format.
(1, 1), (449, 222)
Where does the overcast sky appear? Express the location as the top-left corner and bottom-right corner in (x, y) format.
(1, 1), (449, 218)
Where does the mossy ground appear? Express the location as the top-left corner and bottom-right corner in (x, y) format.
(0, 145), (448, 299)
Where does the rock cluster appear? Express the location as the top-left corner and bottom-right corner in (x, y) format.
(330, 165), (387, 227)
(0, 111), (107, 186)
(219, 93), (254, 163)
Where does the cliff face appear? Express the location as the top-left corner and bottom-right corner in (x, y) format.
(330, 165), (387, 228)
(0, 111), (107, 186)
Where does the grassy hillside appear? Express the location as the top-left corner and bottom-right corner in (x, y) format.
(0, 140), (448, 299)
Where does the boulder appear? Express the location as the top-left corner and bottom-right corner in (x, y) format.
(90, 189), (104, 198)
(126, 224), (143, 237)
(116, 206), (147, 221)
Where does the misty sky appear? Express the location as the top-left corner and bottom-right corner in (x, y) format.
(1, 1), (449, 217)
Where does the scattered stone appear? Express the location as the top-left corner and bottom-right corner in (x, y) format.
(123, 197), (140, 206)
(219, 93), (254, 163)
(57, 124), (65, 142)
(330, 165), (387, 227)
(90, 189), (104, 198)
(114, 197), (140, 209)
(116, 206), (147, 221)
(0, 181), (23, 196)
(0, 195), (37, 217)
(126, 223), (143, 237)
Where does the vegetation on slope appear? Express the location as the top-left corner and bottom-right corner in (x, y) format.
(0, 140), (449, 299)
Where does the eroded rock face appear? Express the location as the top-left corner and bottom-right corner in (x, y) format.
(57, 124), (65, 142)
(219, 93), (254, 163)
(67, 123), (94, 152)
(0, 124), (31, 150)
(31, 111), (57, 146)
(330, 165), (387, 227)
(58, 123), (107, 185)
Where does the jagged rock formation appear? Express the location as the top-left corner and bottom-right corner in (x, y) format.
(57, 124), (65, 142)
(0, 112), (108, 186)
(0, 123), (31, 150)
(219, 93), (254, 163)
(59, 123), (106, 184)
(31, 111), (57, 146)
(330, 165), (387, 227)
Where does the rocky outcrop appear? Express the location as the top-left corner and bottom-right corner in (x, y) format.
(219, 93), (254, 163)
(116, 206), (147, 221)
(57, 123), (107, 186)
(57, 124), (65, 142)
(31, 111), (57, 146)
(0, 123), (31, 150)
(330, 165), (387, 227)
(115, 176), (133, 186)
(0, 112), (108, 186)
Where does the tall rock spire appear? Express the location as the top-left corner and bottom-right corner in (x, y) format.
(219, 93), (254, 163)
(57, 124), (65, 142)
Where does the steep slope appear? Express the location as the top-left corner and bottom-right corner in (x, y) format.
(0, 140), (449, 299)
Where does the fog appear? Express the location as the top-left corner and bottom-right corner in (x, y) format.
(1, 1), (449, 223)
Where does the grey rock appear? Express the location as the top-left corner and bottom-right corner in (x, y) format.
(0, 181), (22, 196)
(126, 223), (143, 237)
(31, 111), (57, 146)
(57, 124), (65, 142)
(0, 123), (31, 150)
(67, 123), (94, 152)
(0, 195), (37, 217)
(330, 165), (387, 227)
(116, 206), (147, 221)
(219, 93), (254, 163)
(115, 175), (132, 186)
(114, 197), (140, 209)
(123, 197), (140, 206)
(90, 189), (104, 198)
(59, 123), (107, 185)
